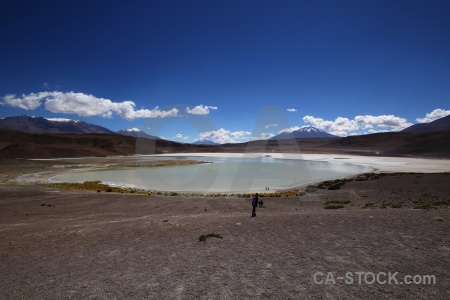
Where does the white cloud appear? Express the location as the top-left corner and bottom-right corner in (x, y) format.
(231, 130), (251, 138)
(250, 132), (275, 141)
(302, 114), (412, 136)
(198, 128), (251, 144)
(287, 108), (297, 112)
(1, 93), (44, 110)
(175, 133), (183, 139)
(186, 104), (218, 115)
(277, 126), (302, 134)
(354, 115), (411, 130)
(416, 108), (450, 123)
(303, 116), (360, 133)
(265, 123), (278, 128)
(302, 116), (333, 131)
(1, 91), (178, 120)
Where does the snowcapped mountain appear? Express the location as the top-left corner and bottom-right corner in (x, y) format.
(45, 118), (78, 123)
(269, 126), (338, 139)
(116, 128), (161, 139)
(0, 115), (114, 134)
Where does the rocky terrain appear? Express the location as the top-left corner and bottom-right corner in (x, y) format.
(0, 172), (449, 299)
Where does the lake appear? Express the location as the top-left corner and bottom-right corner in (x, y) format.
(50, 155), (371, 193)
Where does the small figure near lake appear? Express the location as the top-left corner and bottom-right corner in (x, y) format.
(258, 198), (264, 208)
(251, 193), (258, 217)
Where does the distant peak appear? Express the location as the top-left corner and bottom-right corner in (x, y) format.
(280, 126), (322, 134)
(299, 126), (320, 132)
(127, 128), (141, 132)
(270, 125), (337, 140)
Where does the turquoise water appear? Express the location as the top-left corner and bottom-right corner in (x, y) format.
(50, 155), (371, 193)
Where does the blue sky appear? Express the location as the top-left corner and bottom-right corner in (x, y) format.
(1, 0), (449, 143)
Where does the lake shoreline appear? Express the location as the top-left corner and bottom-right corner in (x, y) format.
(17, 154), (371, 194)
(6, 152), (450, 195)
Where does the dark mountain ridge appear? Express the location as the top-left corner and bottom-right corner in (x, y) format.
(0, 129), (219, 159)
(402, 114), (450, 133)
(0, 115), (113, 134)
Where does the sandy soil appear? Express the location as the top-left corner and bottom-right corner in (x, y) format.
(0, 155), (449, 299)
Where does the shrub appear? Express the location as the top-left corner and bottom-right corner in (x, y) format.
(305, 185), (317, 193)
(391, 203), (403, 208)
(413, 204), (434, 210)
(323, 204), (344, 209)
(433, 200), (449, 206)
(198, 233), (223, 242)
(434, 216), (444, 222)
(324, 200), (351, 205)
(355, 178), (368, 181)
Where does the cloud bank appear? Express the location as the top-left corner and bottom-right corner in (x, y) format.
(303, 114), (412, 136)
(186, 104), (218, 115)
(416, 108), (450, 123)
(249, 132), (276, 141)
(276, 126), (303, 134)
(198, 128), (251, 144)
(1, 91), (179, 120)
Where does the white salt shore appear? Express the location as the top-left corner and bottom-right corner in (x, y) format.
(155, 152), (450, 173)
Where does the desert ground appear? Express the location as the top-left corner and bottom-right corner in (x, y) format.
(0, 155), (449, 299)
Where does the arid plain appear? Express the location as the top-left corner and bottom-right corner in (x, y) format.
(1, 155), (449, 299)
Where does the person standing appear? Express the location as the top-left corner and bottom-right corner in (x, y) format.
(251, 193), (258, 217)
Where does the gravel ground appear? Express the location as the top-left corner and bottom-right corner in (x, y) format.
(1, 172), (449, 299)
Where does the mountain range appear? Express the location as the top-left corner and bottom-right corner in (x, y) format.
(0, 115), (114, 134)
(0, 114), (449, 158)
(0, 115), (163, 139)
(2, 114), (449, 141)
